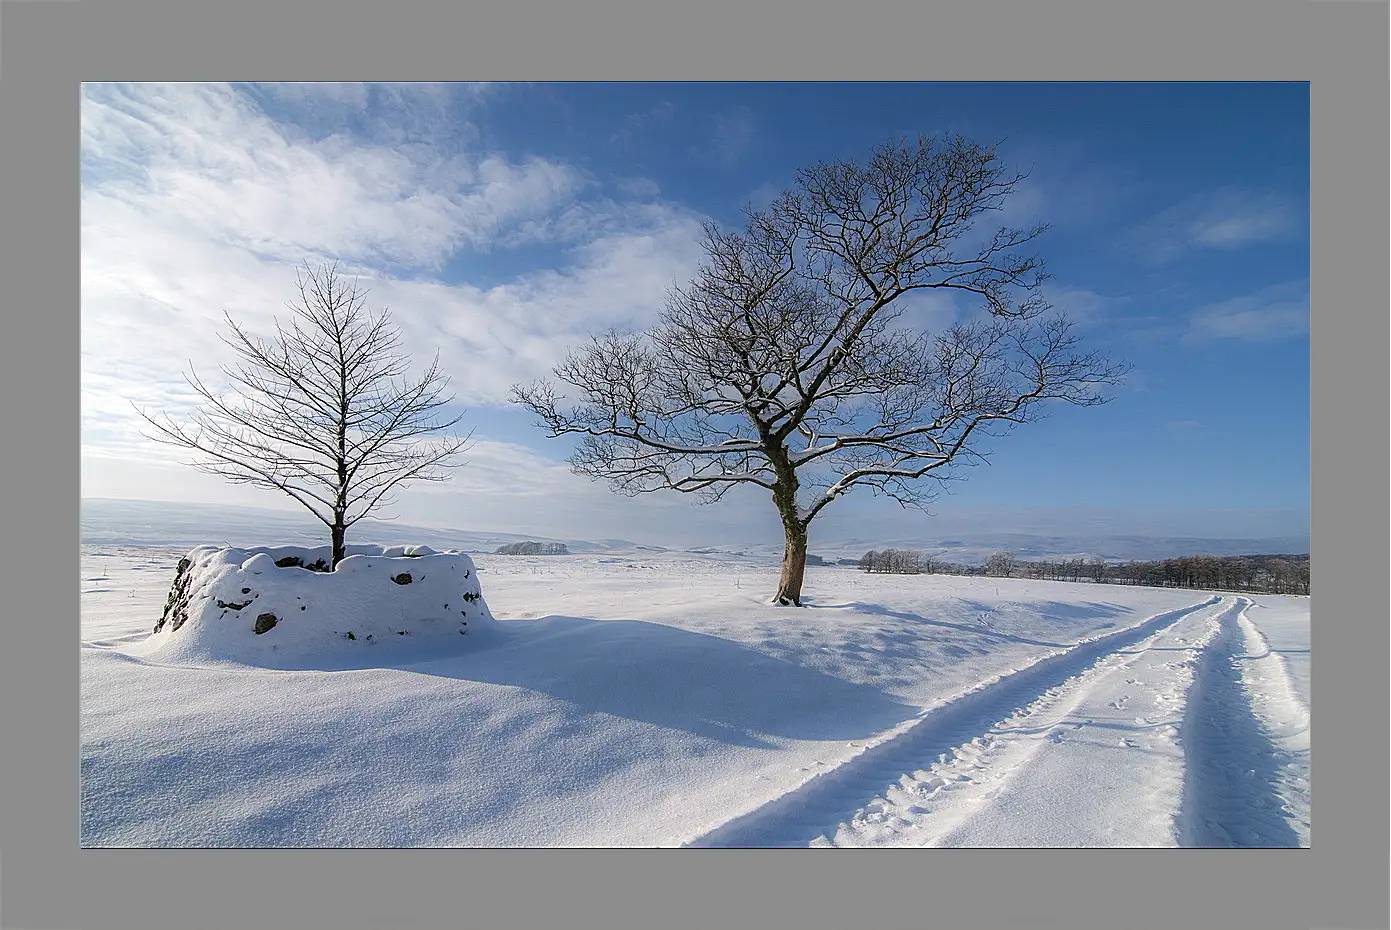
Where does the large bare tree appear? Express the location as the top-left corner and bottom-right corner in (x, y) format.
(514, 135), (1128, 605)
(138, 262), (471, 567)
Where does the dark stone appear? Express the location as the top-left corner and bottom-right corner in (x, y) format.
(461, 591), (480, 602)
(345, 631), (355, 640)
(395, 630), (407, 635)
(391, 572), (413, 585)
(253, 613), (278, 634)
(216, 599), (251, 610)
(274, 556), (304, 568)
(156, 557), (196, 633)
(300, 605), (306, 610)
(241, 587), (251, 594)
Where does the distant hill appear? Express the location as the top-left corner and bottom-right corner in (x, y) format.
(81, 498), (1308, 565)
(80, 499), (630, 555)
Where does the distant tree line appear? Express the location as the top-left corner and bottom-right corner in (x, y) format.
(859, 549), (942, 574)
(859, 548), (1309, 595)
(493, 541), (570, 556)
(1083, 553), (1310, 594)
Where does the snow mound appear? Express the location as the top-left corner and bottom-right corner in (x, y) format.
(147, 544), (495, 667)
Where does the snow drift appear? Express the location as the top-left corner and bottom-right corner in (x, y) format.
(147, 543), (495, 667)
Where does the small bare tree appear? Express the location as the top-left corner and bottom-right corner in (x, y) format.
(515, 135), (1127, 605)
(138, 262), (471, 568)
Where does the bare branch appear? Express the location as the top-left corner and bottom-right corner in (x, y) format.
(512, 133), (1129, 604)
(137, 261), (471, 565)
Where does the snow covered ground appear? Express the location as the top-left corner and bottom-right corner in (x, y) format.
(80, 543), (1310, 847)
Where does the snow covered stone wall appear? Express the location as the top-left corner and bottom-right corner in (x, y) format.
(149, 544), (496, 666)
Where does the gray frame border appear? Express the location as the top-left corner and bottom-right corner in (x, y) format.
(3, 1), (1385, 928)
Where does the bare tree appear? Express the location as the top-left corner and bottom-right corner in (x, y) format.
(515, 135), (1128, 605)
(138, 262), (471, 568)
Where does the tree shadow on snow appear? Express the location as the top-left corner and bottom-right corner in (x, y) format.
(805, 599), (1129, 649)
(403, 616), (921, 749)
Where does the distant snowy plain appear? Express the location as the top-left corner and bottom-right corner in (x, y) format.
(80, 539), (1309, 848)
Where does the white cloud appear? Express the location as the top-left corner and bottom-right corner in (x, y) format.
(81, 82), (711, 507)
(1039, 285), (1117, 325)
(83, 84), (592, 273)
(81, 439), (786, 548)
(1129, 188), (1303, 262)
(258, 81), (372, 114)
(883, 289), (961, 333)
(615, 176), (661, 198)
(1185, 280), (1310, 343)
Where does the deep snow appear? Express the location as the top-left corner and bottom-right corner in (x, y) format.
(80, 543), (1310, 847)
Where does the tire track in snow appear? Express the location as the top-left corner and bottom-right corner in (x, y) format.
(913, 599), (1231, 847)
(1176, 597), (1309, 847)
(684, 596), (1222, 848)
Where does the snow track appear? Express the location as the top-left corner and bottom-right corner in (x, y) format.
(684, 596), (1224, 848)
(1176, 597), (1311, 847)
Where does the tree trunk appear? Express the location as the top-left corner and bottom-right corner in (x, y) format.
(768, 467), (808, 606)
(774, 529), (809, 606)
(330, 522), (346, 569)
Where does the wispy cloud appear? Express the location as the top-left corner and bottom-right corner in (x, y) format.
(886, 289), (961, 333)
(81, 82), (710, 482)
(1185, 280), (1310, 343)
(706, 106), (757, 164)
(81, 435), (786, 547)
(609, 100), (677, 148)
(1040, 285), (1119, 326)
(1127, 188), (1303, 262)
(615, 176), (661, 198)
(247, 82), (494, 149)
(83, 84), (594, 273)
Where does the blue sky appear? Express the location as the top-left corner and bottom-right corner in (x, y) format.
(80, 82), (1309, 546)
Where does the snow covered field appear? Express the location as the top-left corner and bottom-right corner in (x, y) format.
(80, 543), (1310, 848)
